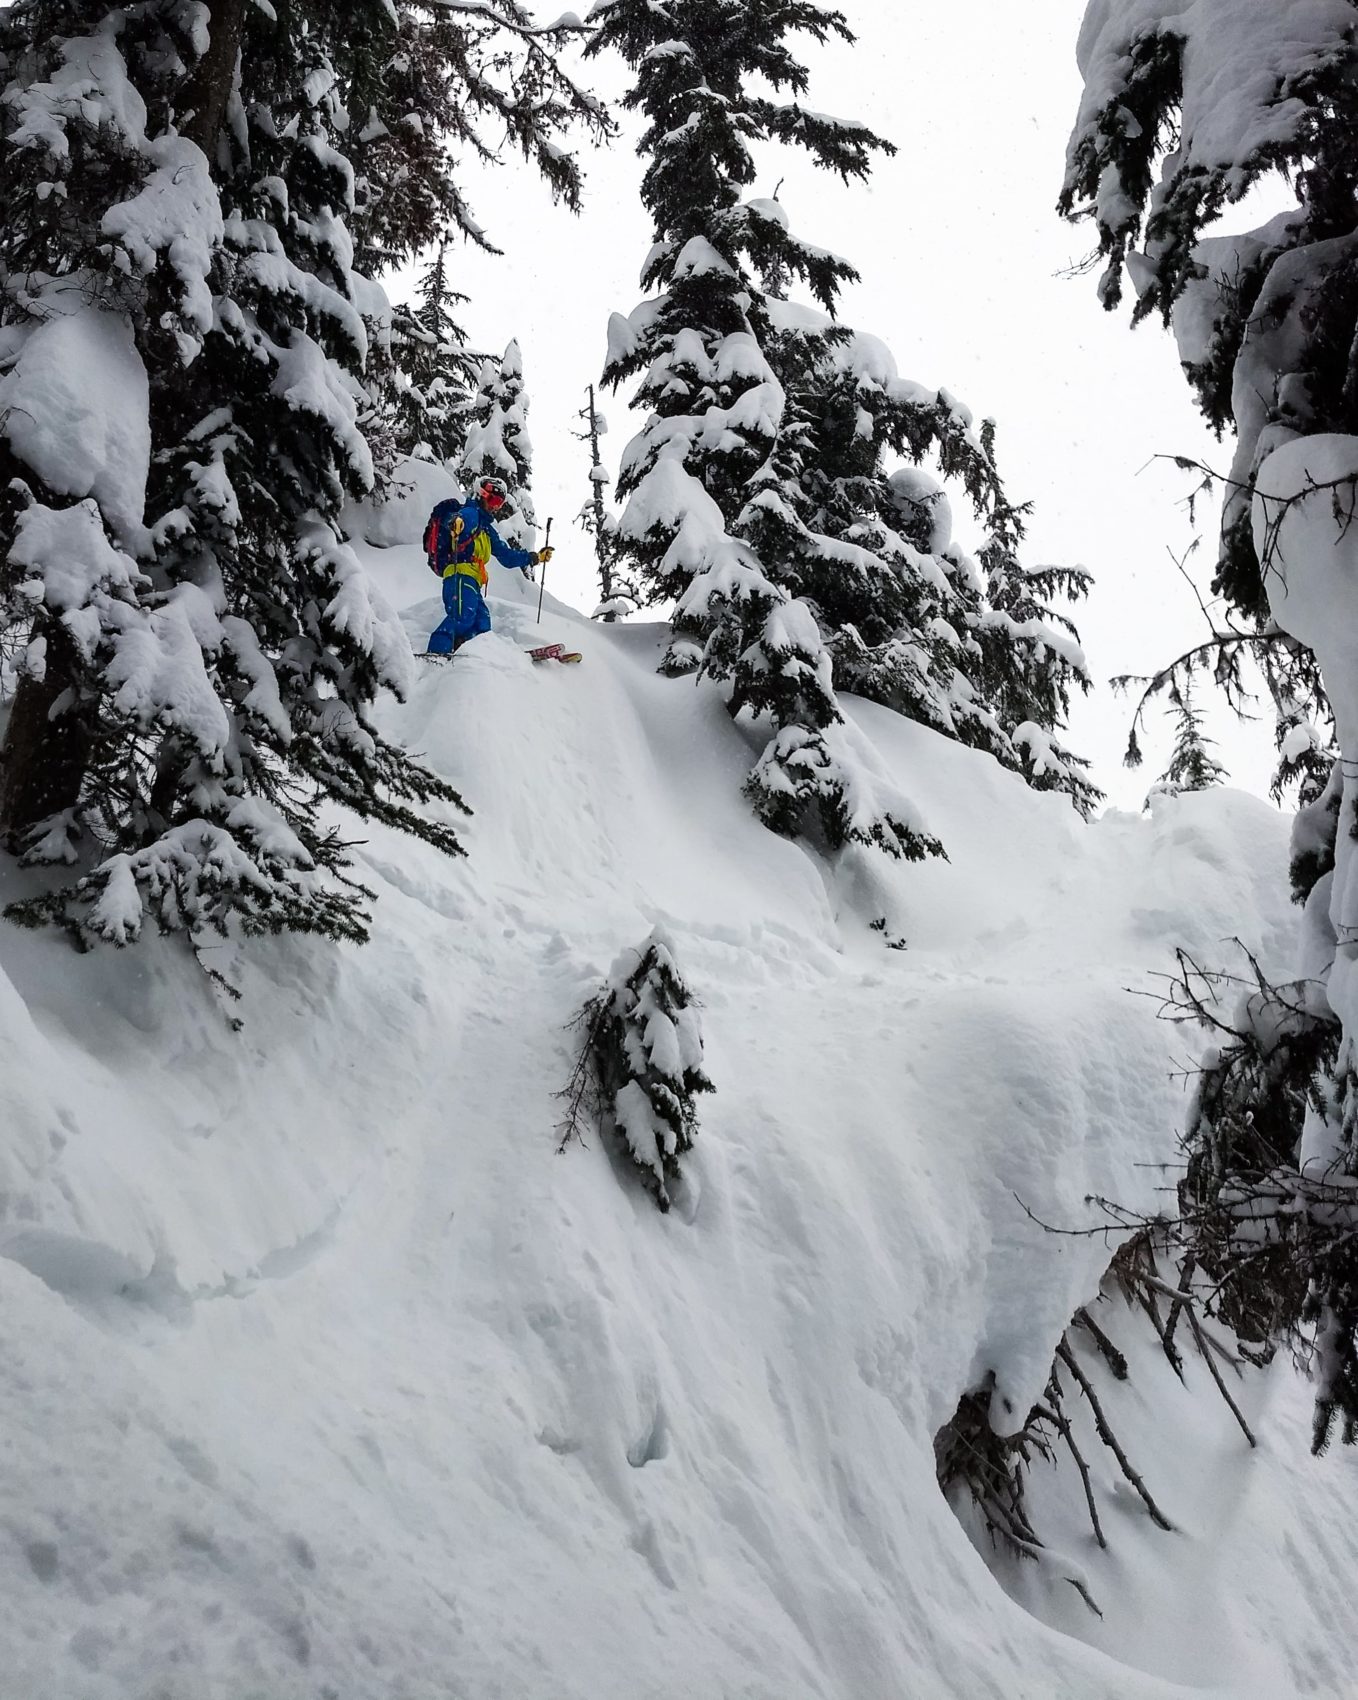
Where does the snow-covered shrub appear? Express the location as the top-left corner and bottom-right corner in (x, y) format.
(560, 931), (714, 1213)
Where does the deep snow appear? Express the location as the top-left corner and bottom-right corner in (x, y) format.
(1, 541), (1355, 1699)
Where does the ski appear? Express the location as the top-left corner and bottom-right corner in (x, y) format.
(527, 644), (582, 664)
(420, 646), (581, 665)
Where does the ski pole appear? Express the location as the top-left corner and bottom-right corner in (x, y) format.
(536, 516), (553, 624)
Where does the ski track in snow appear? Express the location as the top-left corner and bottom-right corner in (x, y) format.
(0, 546), (1354, 1699)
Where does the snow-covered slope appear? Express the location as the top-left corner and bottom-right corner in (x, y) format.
(1, 548), (1354, 1699)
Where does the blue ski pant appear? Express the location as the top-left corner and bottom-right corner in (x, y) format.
(427, 572), (492, 655)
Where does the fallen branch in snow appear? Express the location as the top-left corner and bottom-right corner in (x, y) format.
(1062, 1576), (1105, 1620)
(1138, 1272), (1245, 1369)
(936, 1232), (1282, 1622)
(1034, 1390), (1106, 1551)
(553, 1003), (599, 1154)
(1010, 1189), (1152, 1240)
(1187, 1305), (1257, 1449)
(1115, 1234), (1185, 1381)
(1072, 1306), (1128, 1380)
(1114, 1235), (1260, 1446)
(1158, 1251), (1196, 1377)
(1054, 1340), (1176, 1532)
(933, 1382), (1104, 1618)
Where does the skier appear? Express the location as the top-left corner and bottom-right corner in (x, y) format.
(426, 476), (554, 656)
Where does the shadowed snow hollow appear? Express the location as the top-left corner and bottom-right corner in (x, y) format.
(0, 543), (1353, 1699)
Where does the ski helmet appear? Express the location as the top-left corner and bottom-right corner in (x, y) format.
(477, 476), (508, 513)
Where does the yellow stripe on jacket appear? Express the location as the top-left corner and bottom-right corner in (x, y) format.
(442, 528), (492, 588)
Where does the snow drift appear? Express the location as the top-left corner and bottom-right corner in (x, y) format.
(1, 544), (1354, 1698)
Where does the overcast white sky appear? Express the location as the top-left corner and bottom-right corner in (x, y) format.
(399, 0), (1285, 813)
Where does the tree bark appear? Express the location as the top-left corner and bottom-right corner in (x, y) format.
(0, 622), (89, 842)
(182, 0), (249, 159)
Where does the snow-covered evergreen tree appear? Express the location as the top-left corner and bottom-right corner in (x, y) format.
(563, 929), (714, 1213)
(1147, 681), (1227, 803)
(751, 302), (1100, 814)
(1060, 0), (1352, 791)
(1062, 0), (1358, 1446)
(459, 341), (537, 550)
(0, 0), (612, 957)
(348, 0), (607, 274)
(594, 0), (1095, 855)
(347, 0), (608, 503)
(388, 245), (478, 469)
(0, 2), (476, 950)
(590, 0), (935, 857)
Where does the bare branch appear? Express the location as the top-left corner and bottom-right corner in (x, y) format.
(1056, 1341), (1176, 1531)
(1036, 1388), (1107, 1550)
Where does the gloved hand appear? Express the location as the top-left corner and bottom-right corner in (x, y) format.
(534, 546), (555, 566)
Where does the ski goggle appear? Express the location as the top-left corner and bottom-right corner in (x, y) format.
(478, 478), (508, 512)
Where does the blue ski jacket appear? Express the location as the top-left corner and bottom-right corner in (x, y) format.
(442, 499), (536, 586)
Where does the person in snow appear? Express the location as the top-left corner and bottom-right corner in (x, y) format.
(426, 476), (555, 656)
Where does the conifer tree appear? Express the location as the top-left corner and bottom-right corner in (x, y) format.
(346, 0), (608, 501)
(1148, 681), (1227, 802)
(0, 1), (604, 955)
(348, 0), (607, 273)
(387, 245), (478, 469)
(750, 302), (1101, 814)
(1060, 0), (1351, 792)
(561, 929), (714, 1213)
(590, 0), (935, 857)
(0, 2), (471, 949)
(459, 342), (537, 549)
(1062, 0), (1358, 1446)
(593, 0), (1096, 854)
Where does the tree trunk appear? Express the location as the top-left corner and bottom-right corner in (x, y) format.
(0, 622), (89, 843)
(182, 0), (249, 159)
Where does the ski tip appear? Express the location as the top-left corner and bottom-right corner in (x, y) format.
(526, 643), (582, 664)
